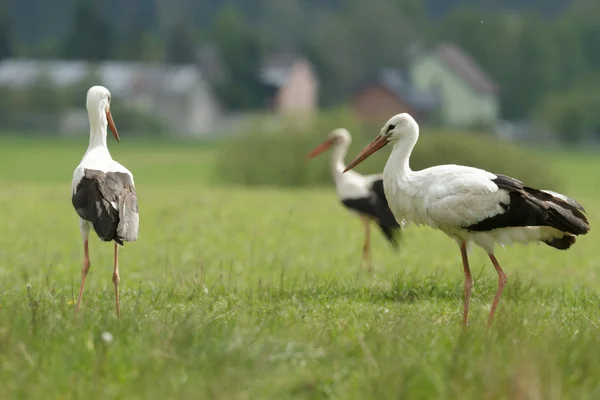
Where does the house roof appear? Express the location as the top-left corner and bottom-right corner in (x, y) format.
(0, 59), (206, 97)
(359, 68), (439, 113)
(434, 43), (497, 94)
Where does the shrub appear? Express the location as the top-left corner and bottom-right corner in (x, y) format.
(410, 131), (559, 190)
(213, 112), (561, 190)
(213, 110), (365, 187)
(110, 105), (166, 136)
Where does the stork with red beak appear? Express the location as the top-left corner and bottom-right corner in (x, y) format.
(70, 86), (139, 317)
(344, 113), (590, 328)
(306, 128), (403, 271)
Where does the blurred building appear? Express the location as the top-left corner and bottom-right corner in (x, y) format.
(409, 43), (500, 130)
(260, 53), (319, 118)
(0, 59), (222, 137)
(352, 68), (439, 125)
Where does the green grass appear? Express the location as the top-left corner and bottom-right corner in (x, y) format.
(0, 136), (599, 399)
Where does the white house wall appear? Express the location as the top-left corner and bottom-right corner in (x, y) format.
(410, 56), (499, 128)
(276, 60), (318, 116)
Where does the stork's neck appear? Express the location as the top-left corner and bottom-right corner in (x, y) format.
(384, 134), (417, 180)
(330, 139), (350, 180)
(87, 108), (108, 149)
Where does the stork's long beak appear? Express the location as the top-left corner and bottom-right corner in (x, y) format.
(106, 108), (120, 143)
(343, 135), (389, 173)
(305, 139), (333, 161)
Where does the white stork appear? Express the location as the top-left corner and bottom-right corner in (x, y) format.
(306, 128), (402, 271)
(71, 86), (139, 317)
(343, 113), (590, 328)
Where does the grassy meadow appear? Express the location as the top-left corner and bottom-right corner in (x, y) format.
(0, 135), (599, 399)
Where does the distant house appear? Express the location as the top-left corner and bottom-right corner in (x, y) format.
(352, 69), (438, 124)
(409, 43), (499, 129)
(0, 59), (222, 137)
(259, 53), (319, 117)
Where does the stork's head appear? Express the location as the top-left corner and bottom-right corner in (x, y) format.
(343, 113), (419, 173)
(380, 113), (419, 142)
(305, 128), (351, 161)
(86, 86), (120, 142)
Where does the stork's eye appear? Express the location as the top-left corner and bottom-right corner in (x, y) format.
(386, 124), (395, 134)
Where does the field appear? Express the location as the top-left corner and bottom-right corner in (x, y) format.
(0, 136), (599, 399)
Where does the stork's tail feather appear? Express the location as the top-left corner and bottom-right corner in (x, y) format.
(377, 222), (402, 250)
(527, 188), (590, 250)
(478, 175), (591, 247)
(116, 190), (140, 243)
(528, 188), (591, 236)
(543, 235), (576, 250)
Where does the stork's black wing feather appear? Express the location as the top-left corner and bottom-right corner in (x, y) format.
(341, 179), (402, 249)
(72, 169), (139, 245)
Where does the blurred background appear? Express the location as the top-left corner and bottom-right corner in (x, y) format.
(0, 0), (599, 187)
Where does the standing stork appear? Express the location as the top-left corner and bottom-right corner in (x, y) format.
(71, 86), (139, 317)
(343, 113), (590, 327)
(306, 128), (402, 271)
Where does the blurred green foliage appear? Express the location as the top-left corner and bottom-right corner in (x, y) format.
(2, 0), (600, 143)
(62, 0), (112, 61)
(210, 6), (271, 110)
(535, 80), (600, 145)
(109, 105), (166, 136)
(213, 111), (561, 190)
(213, 110), (363, 187)
(0, 71), (166, 135)
(0, 0), (13, 60)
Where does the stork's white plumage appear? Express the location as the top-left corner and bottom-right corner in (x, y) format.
(71, 86), (139, 317)
(344, 113), (590, 328)
(306, 128), (402, 270)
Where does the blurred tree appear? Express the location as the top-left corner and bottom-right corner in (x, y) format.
(440, 10), (561, 119)
(555, 105), (587, 145)
(438, 9), (517, 81)
(3, 0), (600, 121)
(27, 71), (66, 113)
(110, 105), (167, 135)
(138, 33), (165, 62)
(257, 0), (307, 50)
(26, 38), (62, 59)
(3, 71), (67, 132)
(117, 0), (163, 61)
(537, 94), (587, 145)
(536, 79), (600, 145)
(211, 6), (269, 110)
(120, 23), (145, 60)
(164, 19), (196, 64)
(119, 0), (146, 61)
(506, 15), (560, 118)
(310, 0), (420, 105)
(63, 0), (113, 60)
(552, 21), (586, 90)
(65, 66), (103, 107)
(2, 0), (582, 58)
(0, 86), (13, 124)
(397, 0), (428, 27)
(563, 0), (600, 72)
(0, 0), (14, 59)
(427, 0), (572, 18)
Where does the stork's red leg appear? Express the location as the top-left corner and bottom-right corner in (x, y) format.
(487, 253), (508, 328)
(113, 242), (121, 318)
(360, 216), (372, 271)
(460, 242), (473, 328)
(75, 240), (91, 316)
